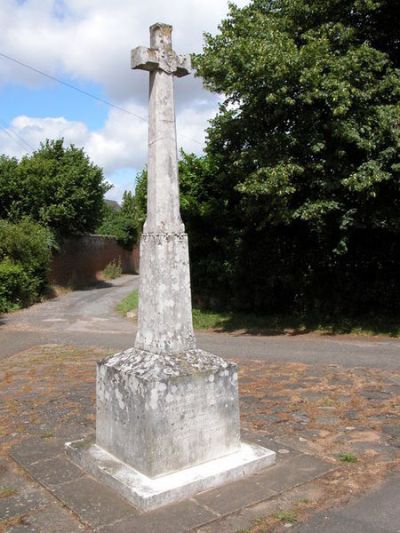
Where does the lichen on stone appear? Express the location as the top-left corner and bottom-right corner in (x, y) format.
(99, 347), (235, 381)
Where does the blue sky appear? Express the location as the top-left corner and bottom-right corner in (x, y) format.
(0, 80), (109, 129)
(0, 0), (248, 201)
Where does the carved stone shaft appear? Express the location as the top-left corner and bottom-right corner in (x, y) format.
(132, 23), (195, 354)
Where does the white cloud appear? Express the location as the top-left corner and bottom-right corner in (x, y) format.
(104, 167), (137, 202)
(0, 97), (216, 185)
(0, 0), (250, 199)
(0, 0), (250, 103)
(0, 116), (89, 158)
(0, 106), (147, 174)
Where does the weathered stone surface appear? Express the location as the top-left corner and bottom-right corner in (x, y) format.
(96, 347), (240, 477)
(193, 478), (276, 516)
(131, 46), (159, 71)
(10, 503), (87, 533)
(382, 424), (400, 439)
(131, 23), (194, 356)
(65, 437), (276, 512)
(0, 490), (52, 522)
(11, 437), (64, 466)
(134, 233), (195, 354)
(251, 453), (333, 494)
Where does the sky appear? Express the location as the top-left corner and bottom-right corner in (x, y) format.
(0, 0), (249, 202)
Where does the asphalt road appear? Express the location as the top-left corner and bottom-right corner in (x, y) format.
(1, 274), (399, 370)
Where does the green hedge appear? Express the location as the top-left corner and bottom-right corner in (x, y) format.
(0, 259), (32, 312)
(0, 219), (53, 312)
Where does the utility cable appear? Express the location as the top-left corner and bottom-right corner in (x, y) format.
(0, 51), (203, 146)
(0, 118), (35, 151)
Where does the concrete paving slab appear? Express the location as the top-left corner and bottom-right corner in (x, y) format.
(21, 456), (84, 488)
(10, 431), (332, 532)
(10, 438), (65, 466)
(252, 453), (334, 494)
(49, 475), (137, 528)
(6, 503), (88, 532)
(65, 437), (276, 512)
(0, 489), (52, 522)
(193, 453), (332, 517)
(98, 499), (217, 533)
(193, 477), (276, 516)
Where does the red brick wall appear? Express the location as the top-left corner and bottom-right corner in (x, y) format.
(49, 235), (139, 286)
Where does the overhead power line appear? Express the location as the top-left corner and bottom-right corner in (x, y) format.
(0, 118), (35, 151)
(0, 51), (147, 122)
(0, 51), (203, 147)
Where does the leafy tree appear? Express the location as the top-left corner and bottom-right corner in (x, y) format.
(97, 190), (138, 249)
(132, 168), (147, 233)
(190, 0), (400, 315)
(0, 139), (110, 238)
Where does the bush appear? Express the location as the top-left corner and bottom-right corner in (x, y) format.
(0, 259), (32, 312)
(0, 219), (53, 311)
(97, 191), (139, 249)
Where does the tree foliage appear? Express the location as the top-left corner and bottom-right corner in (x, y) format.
(0, 218), (53, 311)
(189, 0), (400, 315)
(97, 190), (138, 249)
(0, 139), (109, 238)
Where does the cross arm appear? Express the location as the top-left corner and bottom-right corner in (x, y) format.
(131, 46), (159, 72)
(175, 54), (191, 77)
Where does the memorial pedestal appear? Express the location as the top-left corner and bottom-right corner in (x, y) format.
(96, 347), (241, 476)
(66, 349), (275, 511)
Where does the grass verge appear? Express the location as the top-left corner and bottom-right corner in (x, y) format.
(116, 289), (400, 337)
(116, 289), (139, 316)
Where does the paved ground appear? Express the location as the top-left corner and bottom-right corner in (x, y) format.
(293, 472), (400, 533)
(0, 275), (399, 532)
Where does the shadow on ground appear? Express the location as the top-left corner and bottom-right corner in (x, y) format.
(202, 311), (400, 337)
(48, 280), (114, 294)
(41, 279), (115, 301)
(71, 279), (114, 291)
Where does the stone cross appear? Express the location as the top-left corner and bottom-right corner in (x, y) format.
(65, 23), (275, 512)
(131, 23), (195, 355)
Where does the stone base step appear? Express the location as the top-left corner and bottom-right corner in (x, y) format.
(65, 437), (276, 512)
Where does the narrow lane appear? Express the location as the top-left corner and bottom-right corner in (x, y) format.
(1, 274), (399, 370)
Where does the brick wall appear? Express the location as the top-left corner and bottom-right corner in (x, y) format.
(49, 235), (139, 286)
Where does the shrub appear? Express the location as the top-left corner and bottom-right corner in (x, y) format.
(0, 259), (31, 312)
(0, 218), (53, 311)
